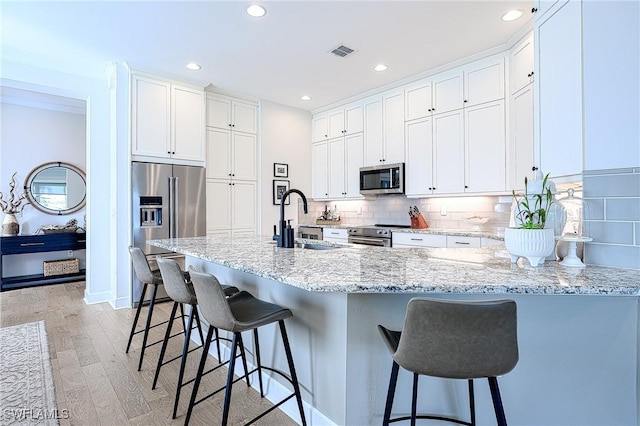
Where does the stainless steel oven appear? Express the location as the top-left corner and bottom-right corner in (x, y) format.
(348, 224), (411, 247)
(298, 226), (323, 240)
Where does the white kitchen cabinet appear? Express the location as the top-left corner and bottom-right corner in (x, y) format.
(327, 103), (363, 139)
(312, 114), (329, 142)
(432, 69), (464, 115)
(392, 232), (447, 248)
(463, 56), (505, 107)
(311, 141), (329, 200)
(405, 79), (433, 121)
(363, 96), (383, 166)
(206, 94), (257, 134)
(510, 33), (535, 95)
(363, 91), (405, 166)
(405, 117), (434, 196)
(206, 179), (256, 234)
(481, 237), (503, 247)
(464, 100), (506, 193)
(535, 0), (583, 178)
(433, 110), (465, 194)
(328, 133), (364, 199)
(322, 228), (348, 243)
(510, 84), (535, 190)
(446, 235), (481, 248)
(206, 128), (256, 181)
(534, 0), (562, 20)
(131, 74), (205, 164)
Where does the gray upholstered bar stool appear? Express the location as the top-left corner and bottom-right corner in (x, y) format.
(153, 257), (241, 419)
(185, 270), (307, 426)
(378, 298), (518, 426)
(127, 246), (175, 371)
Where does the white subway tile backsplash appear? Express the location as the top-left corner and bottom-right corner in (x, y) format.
(584, 244), (640, 269)
(588, 221), (635, 245)
(605, 198), (640, 221)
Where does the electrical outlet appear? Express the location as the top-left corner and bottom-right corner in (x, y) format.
(67, 250), (74, 257)
(440, 206), (447, 216)
(357, 206), (362, 215)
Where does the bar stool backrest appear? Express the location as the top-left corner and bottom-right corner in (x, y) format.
(156, 257), (197, 305)
(395, 298), (518, 379)
(129, 246), (156, 284)
(190, 270), (238, 332)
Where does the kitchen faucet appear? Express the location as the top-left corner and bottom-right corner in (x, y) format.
(274, 188), (308, 248)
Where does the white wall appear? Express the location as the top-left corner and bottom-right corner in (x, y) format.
(259, 101), (312, 236)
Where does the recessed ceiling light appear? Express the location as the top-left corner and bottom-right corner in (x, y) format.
(374, 64), (388, 72)
(501, 9), (524, 21)
(301, 95), (312, 101)
(186, 63), (201, 71)
(246, 4), (266, 18)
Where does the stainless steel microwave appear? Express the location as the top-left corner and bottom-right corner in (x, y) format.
(359, 163), (405, 195)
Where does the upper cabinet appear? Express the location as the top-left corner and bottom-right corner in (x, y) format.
(327, 103), (363, 139)
(312, 114), (329, 142)
(510, 33), (535, 94)
(433, 69), (464, 114)
(131, 73), (205, 164)
(206, 94), (257, 134)
(463, 56), (505, 107)
(363, 90), (405, 166)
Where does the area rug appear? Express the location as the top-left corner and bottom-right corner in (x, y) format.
(0, 321), (59, 426)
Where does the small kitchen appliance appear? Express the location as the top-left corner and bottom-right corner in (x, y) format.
(359, 163), (405, 195)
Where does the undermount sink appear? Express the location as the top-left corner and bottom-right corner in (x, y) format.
(295, 242), (341, 250)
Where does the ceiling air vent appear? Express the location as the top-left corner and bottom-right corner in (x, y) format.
(330, 45), (356, 58)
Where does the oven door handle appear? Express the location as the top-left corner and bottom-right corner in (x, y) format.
(348, 236), (389, 246)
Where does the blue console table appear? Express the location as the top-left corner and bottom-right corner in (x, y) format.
(0, 233), (86, 291)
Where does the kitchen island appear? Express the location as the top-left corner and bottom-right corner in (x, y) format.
(149, 235), (640, 426)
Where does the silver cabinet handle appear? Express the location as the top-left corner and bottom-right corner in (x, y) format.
(410, 238), (423, 241)
(454, 241), (470, 245)
(20, 242), (45, 247)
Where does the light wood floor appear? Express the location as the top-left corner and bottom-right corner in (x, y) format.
(0, 282), (298, 426)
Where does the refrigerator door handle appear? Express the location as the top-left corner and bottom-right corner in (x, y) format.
(173, 176), (179, 238)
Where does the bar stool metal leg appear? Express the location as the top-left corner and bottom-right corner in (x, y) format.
(383, 361), (400, 426)
(488, 377), (507, 426)
(126, 283), (147, 353)
(172, 304), (196, 419)
(184, 326), (215, 426)
(138, 284), (158, 371)
(279, 321), (307, 426)
(152, 301), (179, 389)
(469, 379), (476, 426)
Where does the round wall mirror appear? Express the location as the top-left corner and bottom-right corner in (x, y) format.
(25, 162), (86, 215)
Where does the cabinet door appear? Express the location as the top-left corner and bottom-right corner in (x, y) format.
(232, 132), (257, 181)
(536, 0), (582, 178)
(510, 33), (535, 94)
(232, 181), (257, 231)
(328, 109), (345, 139)
(132, 76), (170, 158)
(433, 69), (463, 114)
(433, 110), (464, 194)
(511, 85), (535, 190)
(312, 114), (329, 142)
(392, 232), (447, 247)
(383, 90), (405, 163)
(206, 129), (230, 179)
(206, 96), (232, 129)
(405, 80), (433, 121)
(465, 100), (506, 193)
(312, 141), (329, 199)
(328, 137), (346, 198)
(172, 85), (205, 161)
(345, 133), (364, 198)
(363, 97), (384, 166)
(405, 117), (434, 196)
(344, 104), (363, 135)
(464, 57), (504, 107)
(206, 180), (232, 232)
(232, 101), (257, 134)
(446, 236), (481, 248)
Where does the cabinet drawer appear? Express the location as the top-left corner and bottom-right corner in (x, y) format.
(481, 237), (503, 247)
(392, 233), (446, 248)
(322, 228), (348, 241)
(446, 236), (481, 248)
(1, 233), (85, 255)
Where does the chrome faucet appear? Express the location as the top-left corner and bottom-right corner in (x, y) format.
(274, 188), (308, 248)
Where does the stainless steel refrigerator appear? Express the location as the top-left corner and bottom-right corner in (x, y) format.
(131, 162), (206, 304)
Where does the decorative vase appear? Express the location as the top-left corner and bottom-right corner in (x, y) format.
(504, 227), (555, 267)
(1, 213), (19, 236)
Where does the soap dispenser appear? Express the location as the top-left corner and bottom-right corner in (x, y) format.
(285, 220), (295, 248)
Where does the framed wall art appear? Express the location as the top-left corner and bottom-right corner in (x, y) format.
(273, 179), (290, 205)
(274, 163), (288, 178)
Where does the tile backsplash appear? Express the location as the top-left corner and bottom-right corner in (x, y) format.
(583, 168), (640, 269)
(298, 195), (513, 232)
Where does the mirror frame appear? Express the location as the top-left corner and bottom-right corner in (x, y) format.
(25, 161), (87, 215)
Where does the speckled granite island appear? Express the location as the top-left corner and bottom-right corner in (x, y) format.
(149, 235), (640, 426)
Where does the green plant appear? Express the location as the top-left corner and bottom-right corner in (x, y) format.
(512, 173), (553, 229)
(0, 173), (29, 214)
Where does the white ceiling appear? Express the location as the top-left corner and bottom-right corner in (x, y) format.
(1, 1), (533, 111)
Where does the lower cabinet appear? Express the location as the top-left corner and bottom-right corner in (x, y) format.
(322, 228), (348, 243)
(446, 235), (481, 248)
(392, 233), (447, 248)
(206, 179), (256, 235)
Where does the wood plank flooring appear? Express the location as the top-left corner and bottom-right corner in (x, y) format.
(0, 282), (298, 426)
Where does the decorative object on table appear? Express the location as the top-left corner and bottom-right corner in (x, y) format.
(505, 170), (564, 267)
(34, 218), (79, 234)
(465, 215), (489, 230)
(273, 179), (290, 205)
(43, 258), (80, 277)
(0, 172), (30, 236)
(316, 204), (341, 225)
(273, 162), (288, 178)
(409, 205), (428, 229)
(555, 188), (592, 267)
(0, 321), (58, 426)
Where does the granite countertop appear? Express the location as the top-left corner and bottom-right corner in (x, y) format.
(148, 235), (639, 296)
(300, 223), (504, 240)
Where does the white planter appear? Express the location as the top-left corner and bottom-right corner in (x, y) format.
(1, 213), (19, 236)
(504, 227), (555, 267)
